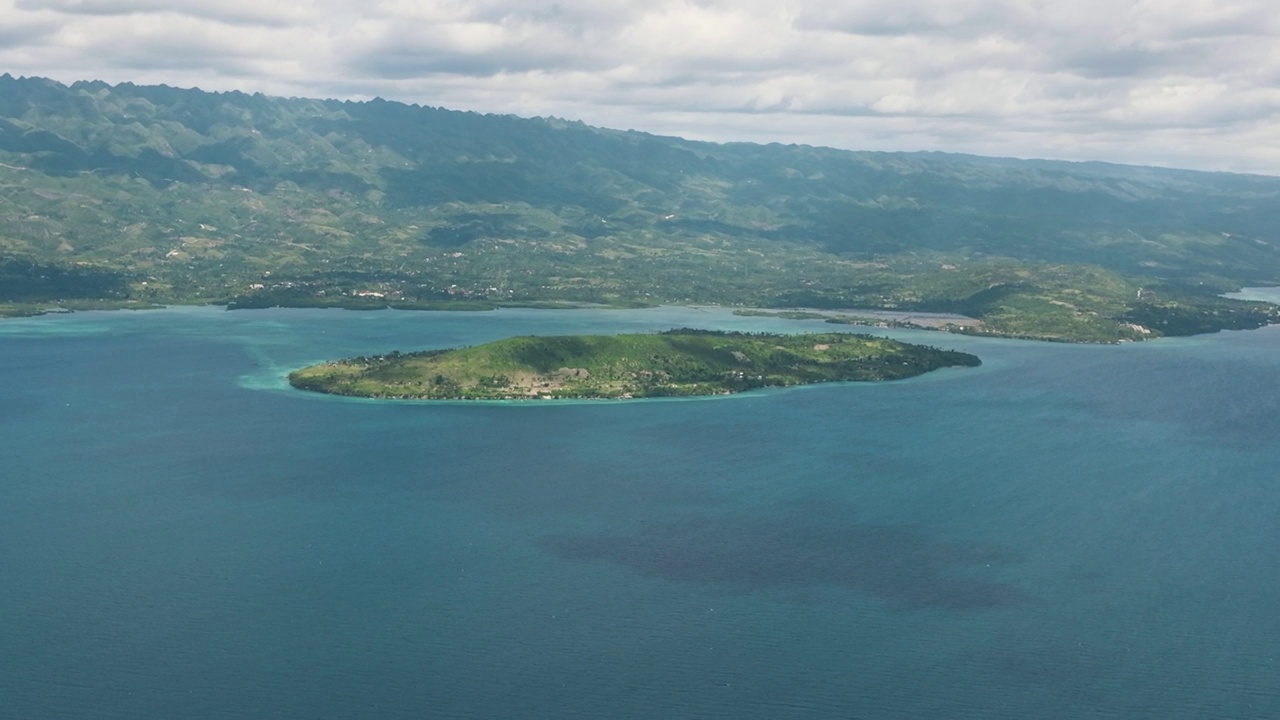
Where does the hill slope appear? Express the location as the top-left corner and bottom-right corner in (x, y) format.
(287, 330), (981, 400)
(2, 74), (1280, 339)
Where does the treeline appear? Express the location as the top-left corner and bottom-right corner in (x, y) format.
(0, 258), (131, 302)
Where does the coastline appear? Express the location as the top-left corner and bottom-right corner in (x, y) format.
(7, 291), (1280, 346)
(287, 331), (981, 402)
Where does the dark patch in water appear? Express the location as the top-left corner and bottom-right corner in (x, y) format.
(0, 393), (45, 421)
(542, 512), (1027, 610)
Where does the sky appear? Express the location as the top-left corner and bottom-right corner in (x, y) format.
(3, 0), (1280, 174)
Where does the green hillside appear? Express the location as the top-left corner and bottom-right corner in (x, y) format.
(3, 74), (1280, 339)
(288, 329), (981, 400)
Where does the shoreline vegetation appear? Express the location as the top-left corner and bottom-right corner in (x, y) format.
(7, 295), (1278, 346)
(287, 329), (982, 401)
(0, 295), (657, 318)
(731, 292), (1280, 343)
(0, 299), (167, 318)
(5, 78), (1280, 344)
(733, 308), (981, 333)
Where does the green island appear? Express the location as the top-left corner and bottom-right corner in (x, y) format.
(287, 329), (981, 400)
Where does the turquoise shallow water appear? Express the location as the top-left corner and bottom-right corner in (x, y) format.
(2, 306), (1279, 719)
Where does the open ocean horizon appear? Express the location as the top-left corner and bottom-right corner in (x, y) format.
(3, 304), (1278, 719)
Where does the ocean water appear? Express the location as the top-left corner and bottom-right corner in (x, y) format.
(2, 305), (1278, 719)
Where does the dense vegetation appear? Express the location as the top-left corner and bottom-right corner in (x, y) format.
(3, 75), (1280, 340)
(288, 329), (981, 400)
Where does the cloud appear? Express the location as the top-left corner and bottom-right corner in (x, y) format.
(340, 13), (612, 78)
(1, 0), (1279, 173)
(796, 0), (1026, 37)
(16, 0), (319, 28)
(0, 15), (57, 48)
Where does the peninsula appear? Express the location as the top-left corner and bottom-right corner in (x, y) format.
(288, 329), (981, 400)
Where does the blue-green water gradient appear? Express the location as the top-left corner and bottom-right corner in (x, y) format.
(2, 306), (1278, 719)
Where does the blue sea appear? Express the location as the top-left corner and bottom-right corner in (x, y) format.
(2, 304), (1278, 719)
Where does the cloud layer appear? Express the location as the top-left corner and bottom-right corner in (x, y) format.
(3, 0), (1279, 173)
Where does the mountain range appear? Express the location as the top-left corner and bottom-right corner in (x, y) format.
(2, 74), (1279, 340)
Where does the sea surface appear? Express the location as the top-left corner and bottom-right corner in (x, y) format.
(2, 304), (1278, 719)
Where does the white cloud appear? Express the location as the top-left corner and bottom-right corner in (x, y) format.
(1, 0), (1279, 173)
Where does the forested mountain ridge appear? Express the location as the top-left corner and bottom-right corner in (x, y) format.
(2, 74), (1279, 340)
